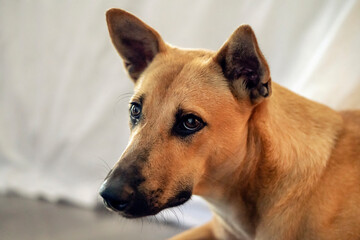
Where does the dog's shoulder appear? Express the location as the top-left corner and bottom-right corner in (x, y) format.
(332, 110), (360, 165)
(340, 110), (360, 126)
(339, 110), (360, 143)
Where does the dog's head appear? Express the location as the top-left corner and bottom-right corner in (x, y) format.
(99, 9), (271, 218)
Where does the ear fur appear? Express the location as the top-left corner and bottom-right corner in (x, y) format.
(106, 9), (166, 81)
(215, 25), (271, 103)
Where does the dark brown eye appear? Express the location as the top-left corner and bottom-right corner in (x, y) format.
(183, 116), (201, 131)
(172, 113), (205, 137)
(130, 103), (141, 119)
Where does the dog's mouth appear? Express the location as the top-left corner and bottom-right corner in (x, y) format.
(165, 190), (192, 208)
(103, 190), (192, 218)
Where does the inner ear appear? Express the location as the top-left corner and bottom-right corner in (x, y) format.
(106, 9), (166, 81)
(215, 25), (271, 103)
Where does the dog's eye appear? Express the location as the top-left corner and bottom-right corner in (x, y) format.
(130, 103), (142, 121)
(183, 116), (202, 131)
(173, 114), (205, 137)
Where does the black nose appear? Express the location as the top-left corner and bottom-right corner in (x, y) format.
(99, 180), (134, 212)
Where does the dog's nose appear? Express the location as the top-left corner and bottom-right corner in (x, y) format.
(99, 180), (134, 212)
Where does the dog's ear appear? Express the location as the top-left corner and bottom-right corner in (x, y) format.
(106, 9), (166, 82)
(215, 25), (271, 104)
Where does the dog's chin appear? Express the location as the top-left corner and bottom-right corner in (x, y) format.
(119, 210), (159, 219)
(117, 190), (192, 219)
(164, 190), (192, 209)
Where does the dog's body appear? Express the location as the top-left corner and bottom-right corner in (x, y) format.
(99, 9), (360, 240)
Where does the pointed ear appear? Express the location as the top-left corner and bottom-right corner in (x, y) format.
(215, 25), (271, 104)
(106, 9), (166, 82)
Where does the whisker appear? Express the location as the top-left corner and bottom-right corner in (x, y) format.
(116, 92), (133, 104)
(97, 156), (112, 171)
(169, 208), (181, 226)
(158, 211), (167, 224)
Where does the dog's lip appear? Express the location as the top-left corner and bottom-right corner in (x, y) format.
(119, 207), (162, 219)
(103, 190), (193, 218)
(121, 197), (192, 219)
(117, 203), (162, 218)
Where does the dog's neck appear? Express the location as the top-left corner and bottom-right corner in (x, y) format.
(201, 83), (343, 238)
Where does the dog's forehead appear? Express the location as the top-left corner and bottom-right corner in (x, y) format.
(133, 48), (230, 107)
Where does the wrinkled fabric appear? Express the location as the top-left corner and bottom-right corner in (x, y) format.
(0, 0), (359, 226)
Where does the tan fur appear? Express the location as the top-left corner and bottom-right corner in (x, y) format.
(102, 9), (360, 240)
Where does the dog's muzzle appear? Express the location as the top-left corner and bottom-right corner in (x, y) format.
(99, 160), (193, 217)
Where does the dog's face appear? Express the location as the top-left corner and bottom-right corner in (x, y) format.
(99, 9), (271, 218)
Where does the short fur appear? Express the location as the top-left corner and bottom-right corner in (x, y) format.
(100, 9), (360, 240)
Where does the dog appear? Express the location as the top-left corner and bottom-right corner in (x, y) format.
(99, 8), (360, 240)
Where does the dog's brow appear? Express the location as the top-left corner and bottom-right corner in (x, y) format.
(131, 94), (145, 104)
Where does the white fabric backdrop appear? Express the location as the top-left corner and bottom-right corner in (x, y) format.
(0, 0), (359, 226)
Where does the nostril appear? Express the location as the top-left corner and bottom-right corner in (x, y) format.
(99, 182), (133, 212)
(101, 191), (130, 212)
(116, 201), (128, 211)
(104, 199), (129, 211)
